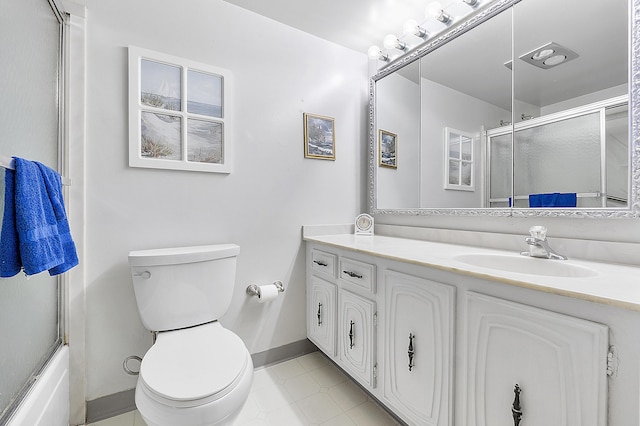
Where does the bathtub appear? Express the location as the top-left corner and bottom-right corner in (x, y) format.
(6, 345), (69, 426)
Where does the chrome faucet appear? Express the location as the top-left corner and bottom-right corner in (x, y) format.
(520, 226), (568, 260)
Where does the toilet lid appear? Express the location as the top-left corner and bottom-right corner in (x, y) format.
(140, 322), (249, 402)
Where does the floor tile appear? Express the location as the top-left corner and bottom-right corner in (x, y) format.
(327, 380), (367, 411)
(283, 373), (322, 401)
(263, 402), (307, 425)
(320, 413), (357, 426)
(308, 364), (348, 388)
(251, 381), (295, 413)
(297, 351), (331, 372)
(251, 367), (280, 390)
(133, 410), (146, 426)
(345, 401), (399, 426)
(267, 358), (307, 381)
(233, 394), (261, 424)
(296, 392), (343, 423)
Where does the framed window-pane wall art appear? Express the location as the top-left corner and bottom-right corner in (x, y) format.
(128, 46), (232, 173)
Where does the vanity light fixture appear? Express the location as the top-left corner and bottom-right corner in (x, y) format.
(403, 19), (428, 38)
(426, 1), (452, 24)
(367, 45), (390, 62)
(383, 34), (407, 51)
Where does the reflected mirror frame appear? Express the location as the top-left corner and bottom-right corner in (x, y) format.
(369, 0), (640, 219)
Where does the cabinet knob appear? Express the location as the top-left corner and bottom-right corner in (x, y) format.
(313, 260), (328, 267)
(317, 302), (322, 326)
(512, 384), (523, 426)
(349, 320), (355, 349)
(408, 333), (415, 371)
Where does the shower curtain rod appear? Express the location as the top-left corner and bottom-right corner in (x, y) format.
(0, 155), (72, 186)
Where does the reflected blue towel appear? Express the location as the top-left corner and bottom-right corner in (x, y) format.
(0, 157), (78, 277)
(529, 192), (577, 208)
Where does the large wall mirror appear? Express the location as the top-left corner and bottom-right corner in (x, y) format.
(370, 0), (639, 218)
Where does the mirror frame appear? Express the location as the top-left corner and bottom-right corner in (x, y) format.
(369, 0), (640, 218)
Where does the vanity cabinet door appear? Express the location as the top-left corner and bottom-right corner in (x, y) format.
(307, 276), (337, 356)
(382, 270), (455, 426)
(464, 292), (609, 426)
(338, 289), (376, 388)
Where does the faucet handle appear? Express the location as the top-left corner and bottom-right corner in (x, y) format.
(528, 225), (547, 240)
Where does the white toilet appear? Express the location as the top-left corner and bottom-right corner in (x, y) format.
(128, 244), (253, 426)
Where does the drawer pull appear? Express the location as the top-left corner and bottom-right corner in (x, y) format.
(343, 270), (363, 279)
(512, 384), (522, 426)
(349, 320), (355, 349)
(313, 260), (328, 267)
(317, 302), (322, 326)
(408, 333), (415, 371)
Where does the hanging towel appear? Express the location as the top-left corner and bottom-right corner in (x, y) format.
(529, 192), (577, 208)
(0, 157), (78, 277)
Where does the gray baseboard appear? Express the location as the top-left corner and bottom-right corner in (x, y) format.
(85, 388), (136, 424)
(251, 338), (317, 369)
(85, 339), (318, 423)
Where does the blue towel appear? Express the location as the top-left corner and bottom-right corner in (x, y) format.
(0, 157), (78, 277)
(529, 192), (577, 208)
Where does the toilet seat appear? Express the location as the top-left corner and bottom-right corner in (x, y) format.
(139, 322), (249, 408)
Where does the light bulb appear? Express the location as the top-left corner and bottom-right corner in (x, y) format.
(426, 1), (452, 23)
(403, 19), (427, 38)
(383, 34), (406, 51)
(367, 45), (389, 61)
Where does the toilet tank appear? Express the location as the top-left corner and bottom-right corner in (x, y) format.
(128, 244), (240, 332)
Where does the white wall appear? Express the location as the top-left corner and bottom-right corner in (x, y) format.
(84, 0), (367, 400)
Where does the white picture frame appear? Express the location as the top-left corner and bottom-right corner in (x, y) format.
(444, 127), (475, 191)
(128, 46), (232, 173)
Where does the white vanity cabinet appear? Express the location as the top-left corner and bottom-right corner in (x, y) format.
(307, 248), (378, 390)
(306, 234), (640, 426)
(380, 270), (455, 426)
(463, 292), (609, 426)
(308, 275), (337, 356)
(338, 289), (377, 388)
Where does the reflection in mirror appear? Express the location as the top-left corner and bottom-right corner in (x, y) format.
(371, 0), (635, 217)
(418, 7), (511, 208)
(376, 60), (420, 208)
(512, 0), (628, 209)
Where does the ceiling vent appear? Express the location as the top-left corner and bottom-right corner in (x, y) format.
(519, 42), (579, 70)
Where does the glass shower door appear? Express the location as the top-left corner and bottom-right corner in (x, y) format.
(0, 0), (63, 421)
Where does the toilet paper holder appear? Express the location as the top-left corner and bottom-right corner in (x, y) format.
(246, 280), (285, 297)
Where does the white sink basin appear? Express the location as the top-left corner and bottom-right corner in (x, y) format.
(454, 253), (598, 278)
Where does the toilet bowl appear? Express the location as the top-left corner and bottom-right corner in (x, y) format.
(135, 322), (253, 426)
(128, 244), (253, 426)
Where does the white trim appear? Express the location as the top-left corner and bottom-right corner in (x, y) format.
(64, 7), (87, 425)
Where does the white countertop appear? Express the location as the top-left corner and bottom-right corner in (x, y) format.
(304, 233), (640, 312)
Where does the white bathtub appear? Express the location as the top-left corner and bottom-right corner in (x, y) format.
(7, 345), (69, 426)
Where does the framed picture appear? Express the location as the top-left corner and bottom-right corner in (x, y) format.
(378, 130), (397, 168)
(128, 46), (232, 173)
(303, 113), (335, 160)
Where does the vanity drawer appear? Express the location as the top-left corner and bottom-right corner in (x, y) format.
(339, 257), (376, 293)
(311, 249), (337, 278)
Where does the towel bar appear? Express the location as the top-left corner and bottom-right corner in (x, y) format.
(0, 155), (72, 186)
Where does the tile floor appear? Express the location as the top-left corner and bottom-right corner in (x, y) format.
(88, 351), (401, 426)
